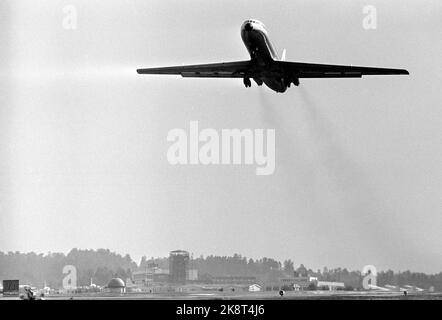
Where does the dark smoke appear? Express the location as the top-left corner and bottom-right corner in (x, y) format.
(297, 87), (406, 258)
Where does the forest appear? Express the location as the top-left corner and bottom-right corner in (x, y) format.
(1, 249), (441, 290)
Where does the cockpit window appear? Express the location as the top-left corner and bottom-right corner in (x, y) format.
(246, 20), (265, 28)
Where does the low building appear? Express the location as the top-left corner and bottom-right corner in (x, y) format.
(187, 269), (198, 281)
(249, 284), (262, 292)
(143, 285), (175, 294)
(106, 278), (126, 293)
(262, 276), (313, 291)
(280, 277), (311, 290)
(404, 285), (424, 293)
(174, 285), (206, 293)
(316, 281), (345, 291)
(132, 268), (170, 287)
(211, 276), (257, 285)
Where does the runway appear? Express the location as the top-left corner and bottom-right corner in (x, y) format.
(2, 291), (441, 300)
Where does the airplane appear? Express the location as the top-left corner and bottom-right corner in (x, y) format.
(137, 19), (409, 93)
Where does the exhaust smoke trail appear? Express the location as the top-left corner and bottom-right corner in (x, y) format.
(256, 86), (420, 267)
(297, 86), (411, 261)
(255, 88), (333, 251)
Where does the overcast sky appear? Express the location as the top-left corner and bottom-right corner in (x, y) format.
(1, 0), (441, 273)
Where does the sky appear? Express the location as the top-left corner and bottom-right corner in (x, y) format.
(0, 0), (441, 273)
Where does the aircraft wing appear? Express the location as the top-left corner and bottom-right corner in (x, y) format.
(137, 61), (253, 78)
(278, 61), (409, 78)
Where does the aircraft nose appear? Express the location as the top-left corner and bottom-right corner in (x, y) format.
(244, 22), (253, 31)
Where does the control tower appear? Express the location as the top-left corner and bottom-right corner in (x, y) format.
(169, 250), (189, 284)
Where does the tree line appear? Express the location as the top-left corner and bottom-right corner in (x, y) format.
(0, 249), (136, 288)
(1, 250), (441, 290)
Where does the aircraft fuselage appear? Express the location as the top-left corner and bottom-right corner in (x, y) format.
(241, 19), (294, 93)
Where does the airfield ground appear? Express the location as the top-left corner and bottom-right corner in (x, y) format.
(1, 291), (441, 300)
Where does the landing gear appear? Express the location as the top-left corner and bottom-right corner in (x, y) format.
(283, 77), (300, 88)
(243, 77), (252, 88)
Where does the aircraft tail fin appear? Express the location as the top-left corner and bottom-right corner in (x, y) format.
(281, 49), (287, 61)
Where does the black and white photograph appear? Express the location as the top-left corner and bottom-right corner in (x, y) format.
(0, 0), (441, 314)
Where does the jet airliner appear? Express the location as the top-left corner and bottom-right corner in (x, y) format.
(137, 20), (409, 93)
